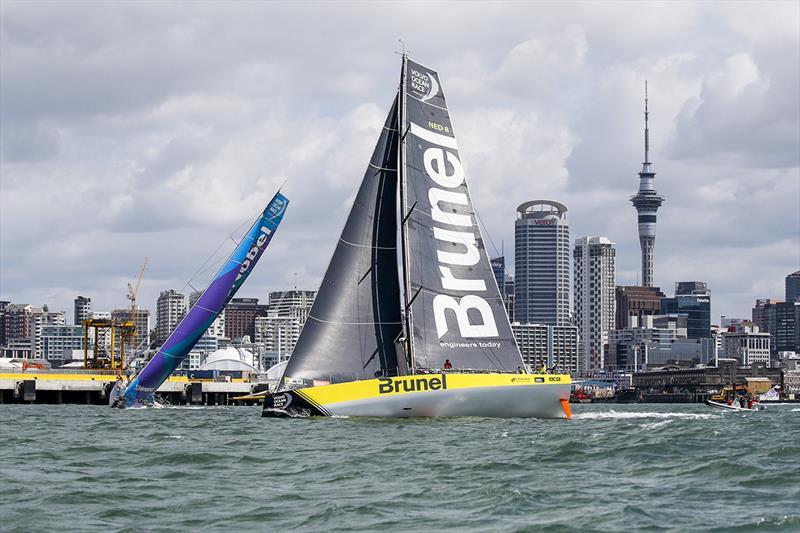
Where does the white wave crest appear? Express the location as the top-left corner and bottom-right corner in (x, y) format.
(574, 410), (718, 420)
(640, 419), (674, 430)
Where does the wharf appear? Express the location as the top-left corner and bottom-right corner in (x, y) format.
(0, 370), (271, 406)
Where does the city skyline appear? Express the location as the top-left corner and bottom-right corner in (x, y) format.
(1, 2), (798, 322)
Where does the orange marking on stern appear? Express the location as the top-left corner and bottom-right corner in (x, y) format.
(560, 399), (572, 419)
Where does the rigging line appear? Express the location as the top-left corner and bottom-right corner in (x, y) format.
(475, 210), (502, 259)
(182, 208), (262, 289)
(368, 162), (397, 172)
(306, 315), (402, 326)
(339, 237), (396, 250)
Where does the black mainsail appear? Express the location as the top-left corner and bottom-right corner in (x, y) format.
(401, 58), (523, 371)
(280, 98), (405, 385)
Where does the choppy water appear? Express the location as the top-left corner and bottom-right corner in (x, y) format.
(1, 404), (798, 532)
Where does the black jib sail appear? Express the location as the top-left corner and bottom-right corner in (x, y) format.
(401, 58), (524, 372)
(280, 98), (405, 386)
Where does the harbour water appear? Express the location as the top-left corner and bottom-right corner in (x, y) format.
(1, 404), (798, 531)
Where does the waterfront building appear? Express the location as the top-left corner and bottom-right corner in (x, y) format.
(752, 298), (781, 332)
(615, 285), (665, 329)
(40, 325), (85, 361)
(511, 322), (579, 374)
(224, 297), (268, 342)
(155, 290), (186, 344)
(189, 290), (226, 339)
(0, 300), (8, 348)
(722, 324), (771, 367)
(629, 84), (664, 288)
(73, 296), (91, 326)
(762, 301), (800, 358)
(573, 236), (616, 371)
(607, 327), (680, 371)
(514, 200), (570, 326)
(787, 270), (800, 302)
(661, 282), (711, 339)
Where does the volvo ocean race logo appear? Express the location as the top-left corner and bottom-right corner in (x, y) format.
(409, 68), (440, 102)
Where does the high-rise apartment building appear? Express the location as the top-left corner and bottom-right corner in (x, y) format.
(74, 296), (91, 326)
(0, 301), (9, 347)
(255, 315), (301, 364)
(155, 290), (186, 344)
(111, 308), (151, 353)
(573, 237), (616, 371)
(630, 84), (664, 288)
(224, 297), (269, 341)
(786, 270), (800, 303)
(514, 200), (570, 326)
(511, 322), (579, 374)
(661, 282), (711, 339)
(268, 290), (316, 325)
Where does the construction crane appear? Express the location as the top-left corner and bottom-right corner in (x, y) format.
(125, 257), (149, 357)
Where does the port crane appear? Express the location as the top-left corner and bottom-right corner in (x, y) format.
(126, 257), (148, 352)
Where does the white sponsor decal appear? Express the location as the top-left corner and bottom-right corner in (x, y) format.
(411, 123), (499, 340)
(409, 69), (439, 102)
(235, 225), (272, 283)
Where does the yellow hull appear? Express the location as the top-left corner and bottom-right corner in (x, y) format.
(263, 373), (572, 419)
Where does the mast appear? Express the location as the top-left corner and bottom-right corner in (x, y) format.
(398, 52), (415, 372)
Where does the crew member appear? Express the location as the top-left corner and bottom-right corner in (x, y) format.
(517, 366), (524, 374)
(443, 359), (453, 370)
(539, 362), (547, 374)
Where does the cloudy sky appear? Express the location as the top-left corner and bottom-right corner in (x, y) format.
(1, 1), (798, 324)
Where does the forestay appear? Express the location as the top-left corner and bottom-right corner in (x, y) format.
(280, 98), (405, 386)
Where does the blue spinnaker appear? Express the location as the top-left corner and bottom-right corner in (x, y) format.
(116, 192), (288, 407)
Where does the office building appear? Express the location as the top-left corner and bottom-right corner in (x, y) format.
(763, 301), (800, 357)
(752, 298), (781, 332)
(630, 84), (664, 288)
(574, 236), (616, 371)
(661, 282), (711, 339)
(491, 257), (506, 299)
(787, 270), (800, 303)
(511, 322), (580, 375)
(74, 296), (91, 325)
(514, 200), (570, 326)
(155, 290), (186, 344)
(40, 324), (85, 361)
(615, 285), (665, 329)
(224, 297), (269, 341)
(722, 324), (771, 367)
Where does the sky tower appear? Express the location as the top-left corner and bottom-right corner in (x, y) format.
(630, 82), (664, 288)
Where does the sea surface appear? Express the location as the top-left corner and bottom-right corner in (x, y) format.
(1, 403), (798, 532)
